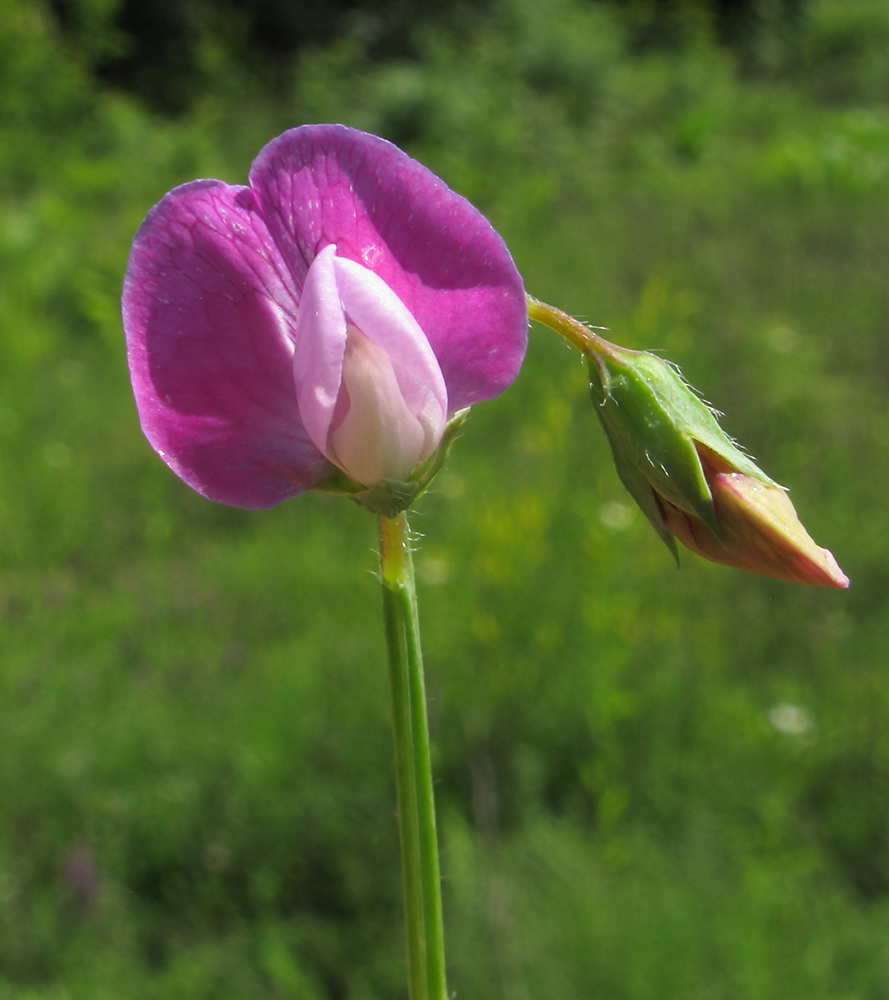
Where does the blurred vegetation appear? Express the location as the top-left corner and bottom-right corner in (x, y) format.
(45, 0), (806, 113)
(2, 0), (889, 996)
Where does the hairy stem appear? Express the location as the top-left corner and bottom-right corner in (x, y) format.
(527, 294), (620, 358)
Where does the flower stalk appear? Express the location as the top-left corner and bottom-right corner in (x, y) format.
(528, 295), (848, 587)
(379, 511), (448, 1000)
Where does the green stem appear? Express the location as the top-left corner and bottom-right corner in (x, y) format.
(380, 511), (448, 1000)
(527, 294), (625, 359)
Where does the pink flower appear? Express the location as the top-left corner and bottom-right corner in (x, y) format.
(122, 125), (527, 508)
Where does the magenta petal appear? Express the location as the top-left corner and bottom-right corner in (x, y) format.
(123, 179), (332, 508)
(249, 125), (528, 411)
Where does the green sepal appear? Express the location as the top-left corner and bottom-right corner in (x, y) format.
(587, 346), (782, 545)
(409, 406), (470, 500)
(610, 448), (680, 563)
(352, 478), (422, 518)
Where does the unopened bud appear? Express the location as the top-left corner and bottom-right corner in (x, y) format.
(587, 341), (848, 588)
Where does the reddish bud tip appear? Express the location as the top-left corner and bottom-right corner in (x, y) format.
(659, 450), (849, 588)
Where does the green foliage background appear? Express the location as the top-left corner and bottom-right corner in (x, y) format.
(2, 0), (889, 996)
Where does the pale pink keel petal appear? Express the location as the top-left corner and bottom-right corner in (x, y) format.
(329, 326), (429, 485)
(333, 254), (447, 448)
(123, 179), (332, 508)
(292, 244), (348, 455)
(294, 246), (448, 486)
(249, 125), (528, 411)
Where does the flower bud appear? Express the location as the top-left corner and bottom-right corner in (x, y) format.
(587, 341), (848, 588)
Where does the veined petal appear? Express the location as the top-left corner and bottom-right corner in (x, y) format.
(249, 124), (528, 411)
(123, 179), (331, 508)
